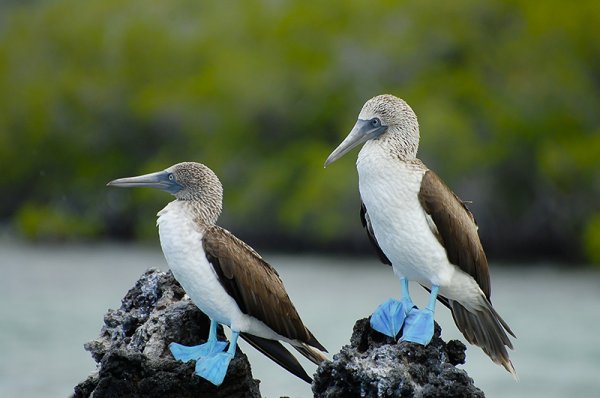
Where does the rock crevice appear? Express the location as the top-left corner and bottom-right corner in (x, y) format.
(73, 268), (260, 398)
(312, 318), (484, 398)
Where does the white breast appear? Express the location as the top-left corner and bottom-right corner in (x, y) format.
(356, 142), (455, 288)
(156, 201), (241, 327)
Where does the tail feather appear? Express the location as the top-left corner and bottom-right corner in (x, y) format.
(304, 329), (328, 353)
(293, 343), (328, 365)
(240, 333), (312, 383)
(449, 299), (517, 379)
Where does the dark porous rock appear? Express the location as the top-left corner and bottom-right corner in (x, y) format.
(312, 317), (484, 398)
(74, 268), (260, 398)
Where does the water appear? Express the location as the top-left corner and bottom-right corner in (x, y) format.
(1, 241), (599, 397)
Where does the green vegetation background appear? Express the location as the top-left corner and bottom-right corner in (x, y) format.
(1, 0), (599, 263)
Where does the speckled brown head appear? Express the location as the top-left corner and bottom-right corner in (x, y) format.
(325, 94), (420, 165)
(107, 161), (224, 219)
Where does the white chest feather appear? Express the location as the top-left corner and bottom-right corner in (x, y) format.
(156, 201), (241, 326)
(356, 142), (454, 287)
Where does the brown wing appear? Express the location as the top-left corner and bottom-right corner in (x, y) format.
(202, 226), (326, 351)
(419, 170), (516, 376)
(418, 170), (490, 298)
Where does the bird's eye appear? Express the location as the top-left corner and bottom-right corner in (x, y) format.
(168, 173), (174, 181)
(371, 118), (381, 128)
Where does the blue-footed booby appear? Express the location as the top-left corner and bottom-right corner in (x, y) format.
(107, 162), (327, 386)
(324, 94), (516, 377)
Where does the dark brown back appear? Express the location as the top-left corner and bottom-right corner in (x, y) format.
(418, 170), (491, 298)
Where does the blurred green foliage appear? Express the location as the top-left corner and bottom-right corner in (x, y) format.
(1, 0), (599, 263)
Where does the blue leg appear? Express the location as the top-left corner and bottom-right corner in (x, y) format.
(401, 284), (439, 345)
(169, 320), (228, 362)
(370, 277), (417, 338)
(195, 330), (239, 386)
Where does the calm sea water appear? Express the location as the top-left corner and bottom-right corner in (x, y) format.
(1, 241), (599, 398)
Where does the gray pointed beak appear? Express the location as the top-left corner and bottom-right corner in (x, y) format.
(324, 119), (387, 167)
(107, 170), (182, 194)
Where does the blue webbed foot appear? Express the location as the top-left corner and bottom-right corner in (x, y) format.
(169, 340), (228, 362)
(370, 297), (416, 338)
(401, 308), (435, 345)
(401, 284), (439, 345)
(194, 351), (234, 386)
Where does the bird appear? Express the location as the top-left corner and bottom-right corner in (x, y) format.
(107, 162), (327, 386)
(324, 94), (516, 377)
